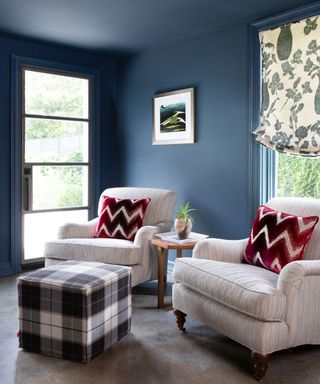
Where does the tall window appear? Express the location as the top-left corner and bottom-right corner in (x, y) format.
(22, 68), (91, 262)
(251, 5), (320, 209)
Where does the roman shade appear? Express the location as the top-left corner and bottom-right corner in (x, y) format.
(254, 15), (320, 156)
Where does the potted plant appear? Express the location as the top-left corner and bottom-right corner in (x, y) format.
(174, 201), (196, 240)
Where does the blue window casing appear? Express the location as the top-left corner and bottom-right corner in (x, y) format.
(249, 2), (320, 221)
(11, 56), (100, 274)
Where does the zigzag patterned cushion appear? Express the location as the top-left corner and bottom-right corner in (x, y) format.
(244, 205), (318, 273)
(95, 195), (151, 241)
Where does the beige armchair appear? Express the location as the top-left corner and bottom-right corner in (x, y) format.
(172, 197), (320, 380)
(44, 187), (177, 287)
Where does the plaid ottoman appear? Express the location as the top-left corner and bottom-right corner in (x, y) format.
(17, 261), (131, 362)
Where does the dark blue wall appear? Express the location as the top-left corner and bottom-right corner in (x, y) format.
(117, 2), (319, 241)
(118, 18), (254, 240)
(0, 35), (118, 274)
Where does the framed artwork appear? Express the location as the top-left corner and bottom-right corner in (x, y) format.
(152, 87), (195, 145)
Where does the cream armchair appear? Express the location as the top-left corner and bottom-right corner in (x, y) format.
(172, 197), (320, 380)
(44, 187), (177, 287)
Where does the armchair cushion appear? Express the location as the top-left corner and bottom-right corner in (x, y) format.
(244, 205), (318, 273)
(44, 238), (141, 265)
(173, 257), (286, 321)
(95, 195), (151, 241)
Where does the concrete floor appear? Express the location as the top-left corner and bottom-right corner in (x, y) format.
(1, 275), (320, 384)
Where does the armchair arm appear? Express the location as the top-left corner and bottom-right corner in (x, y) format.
(277, 260), (320, 292)
(193, 238), (248, 263)
(134, 221), (172, 247)
(277, 260), (320, 346)
(57, 218), (99, 239)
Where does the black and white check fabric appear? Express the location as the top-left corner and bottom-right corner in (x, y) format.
(17, 261), (131, 362)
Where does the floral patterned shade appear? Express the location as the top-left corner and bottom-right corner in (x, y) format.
(254, 16), (320, 156)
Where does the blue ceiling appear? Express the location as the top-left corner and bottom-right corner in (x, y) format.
(0, 0), (316, 53)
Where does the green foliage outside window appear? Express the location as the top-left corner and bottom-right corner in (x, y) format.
(277, 153), (320, 198)
(25, 71), (87, 139)
(26, 119), (83, 141)
(33, 152), (85, 210)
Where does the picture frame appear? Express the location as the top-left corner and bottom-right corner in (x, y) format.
(152, 87), (195, 145)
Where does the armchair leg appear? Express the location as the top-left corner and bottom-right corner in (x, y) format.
(251, 352), (271, 381)
(173, 309), (187, 332)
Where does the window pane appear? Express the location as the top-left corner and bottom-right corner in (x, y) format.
(276, 153), (320, 198)
(25, 70), (89, 118)
(32, 166), (88, 210)
(25, 118), (88, 163)
(24, 210), (88, 260)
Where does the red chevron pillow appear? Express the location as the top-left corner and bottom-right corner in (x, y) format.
(95, 196), (151, 241)
(244, 205), (318, 274)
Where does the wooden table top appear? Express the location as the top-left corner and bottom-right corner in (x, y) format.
(151, 237), (199, 250)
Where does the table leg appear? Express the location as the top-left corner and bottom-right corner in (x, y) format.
(176, 249), (182, 258)
(158, 246), (166, 308)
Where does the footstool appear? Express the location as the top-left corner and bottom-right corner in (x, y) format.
(17, 260), (131, 362)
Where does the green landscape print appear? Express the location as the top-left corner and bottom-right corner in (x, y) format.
(160, 102), (186, 133)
